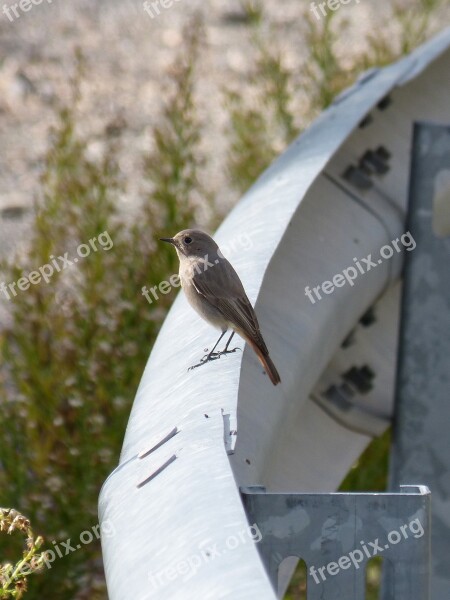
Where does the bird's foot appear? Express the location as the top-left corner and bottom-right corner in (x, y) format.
(188, 351), (221, 371)
(217, 346), (242, 357)
(187, 347), (241, 371)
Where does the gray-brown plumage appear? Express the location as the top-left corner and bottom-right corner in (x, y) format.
(160, 229), (281, 385)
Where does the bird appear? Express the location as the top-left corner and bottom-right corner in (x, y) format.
(160, 229), (280, 385)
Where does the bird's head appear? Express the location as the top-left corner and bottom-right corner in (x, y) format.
(160, 229), (219, 259)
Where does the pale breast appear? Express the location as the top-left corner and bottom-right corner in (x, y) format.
(180, 267), (227, 331)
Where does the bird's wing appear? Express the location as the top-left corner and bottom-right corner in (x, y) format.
(191, 258), (268, 354)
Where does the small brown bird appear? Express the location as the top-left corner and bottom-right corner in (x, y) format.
(160, 229), (281, 385)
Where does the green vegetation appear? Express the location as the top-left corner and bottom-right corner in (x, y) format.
(0, 19), (210, 599)
(0, 509), (46, 599)
(225, 26), (300, 193)
(0, 1), (447, 597)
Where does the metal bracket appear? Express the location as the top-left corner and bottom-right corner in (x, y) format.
(241, 485), (431, 600)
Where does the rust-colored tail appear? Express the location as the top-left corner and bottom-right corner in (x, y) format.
(247, 338), (281, 386)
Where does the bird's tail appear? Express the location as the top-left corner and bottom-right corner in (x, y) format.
(247, 338), (281, 386)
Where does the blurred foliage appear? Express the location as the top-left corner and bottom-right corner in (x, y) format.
(228, 0), (448, 198)
(238, 0), (264, 25)
(340, 428), (392, 492)
(143, 14), (211, 236)
(364, 0), (447, 64)
(0, 17), (210, 599)
(0, 0), (447, 597)
(225, 24), (300, 193)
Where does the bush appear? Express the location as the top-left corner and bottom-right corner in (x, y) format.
(0, 18), (211, 599)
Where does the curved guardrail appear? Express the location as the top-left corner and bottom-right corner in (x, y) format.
(99, 27), (450, 600)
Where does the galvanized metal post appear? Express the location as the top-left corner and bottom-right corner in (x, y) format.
(387, 121), (450, 599)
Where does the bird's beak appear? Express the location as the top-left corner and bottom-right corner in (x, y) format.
(160, 237), (175, 245)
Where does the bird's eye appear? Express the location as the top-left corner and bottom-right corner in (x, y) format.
(184, 236), (192, 244)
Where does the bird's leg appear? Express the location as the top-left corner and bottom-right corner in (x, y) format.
(204, 330), (227, 360)
(218, 331), (241, 356)
(188, 331), (227, 371)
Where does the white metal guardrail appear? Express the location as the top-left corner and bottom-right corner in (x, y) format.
(99, 28), (450, 600)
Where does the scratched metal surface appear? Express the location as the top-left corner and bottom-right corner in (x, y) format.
(99, 29), (450, 600)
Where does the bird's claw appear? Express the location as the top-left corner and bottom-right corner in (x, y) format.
(188, 347), (242, 371)
(217, 346), (241, 357)
(188, 352), (220, 371)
